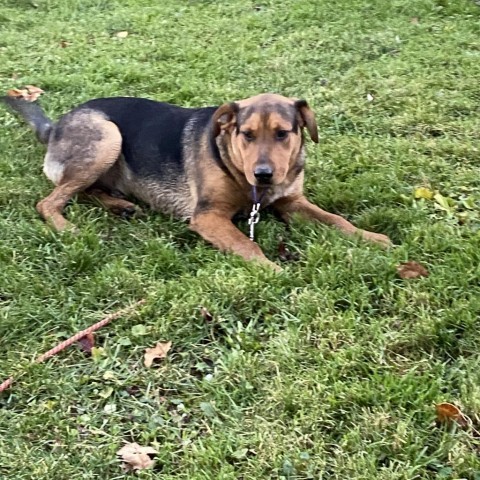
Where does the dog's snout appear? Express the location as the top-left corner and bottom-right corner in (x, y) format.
(254, 165), (273, 183)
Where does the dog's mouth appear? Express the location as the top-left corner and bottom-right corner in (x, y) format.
(255, 176), (273, 186)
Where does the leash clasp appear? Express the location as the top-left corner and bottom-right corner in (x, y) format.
(248, 202), (261, 241)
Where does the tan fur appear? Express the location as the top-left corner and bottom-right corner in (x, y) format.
(36, 112), (122, 231)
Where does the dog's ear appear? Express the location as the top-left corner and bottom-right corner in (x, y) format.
(294, 99), (318, 143)
(212, 102), (239, 137)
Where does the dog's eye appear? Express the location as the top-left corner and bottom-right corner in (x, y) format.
(242, 131), (255, 142)
(275, 130), (289, 141)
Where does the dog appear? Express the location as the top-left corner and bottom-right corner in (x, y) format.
(3, 93), (391, 269)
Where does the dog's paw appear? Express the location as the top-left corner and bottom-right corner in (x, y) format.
(362, 231), (393, 248)
(46, 217), (79, 234)
(119, 206), (145, 219)
(263, 259), (284, 272)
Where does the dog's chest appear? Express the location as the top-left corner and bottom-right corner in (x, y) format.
(263, 179), (302, 206)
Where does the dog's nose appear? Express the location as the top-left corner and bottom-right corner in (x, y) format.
(254, 165), (273, 183)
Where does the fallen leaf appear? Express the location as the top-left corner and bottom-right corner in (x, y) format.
(278, 239), (300, 262)
(131, 324), (148, 336)
(414, 187), (434, 200)
(125, 385), (141, 397)
(6, 88), (27, 98)
(77, 332), (95, 355)
(231, 448), (249, 459)
(91, 346), (106, 362)
(25, 85), (43, 94)
(59, 40), (71, 48)
(102, 370), (116, 381)
(410, 17), (419, 24)
(200, 307), (213, 322)
(436, 402), (469, 427)
(104, 403), (116, 414)
(117, 442), (157, 471)
(200, 401), (217, 418)
(6, 85), (44, 102)
(396, 261), (429, 279)
(434, 193), (455, 212)
(144, 341), (172, 368)
(99, 387), (114, 399)
(116, 31), (129, 38)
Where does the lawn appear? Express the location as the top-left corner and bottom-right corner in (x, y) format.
(1, 0), (480, 478)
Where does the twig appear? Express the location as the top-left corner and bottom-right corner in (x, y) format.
(0, 299), (146, 394)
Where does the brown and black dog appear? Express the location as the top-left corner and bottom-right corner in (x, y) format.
(3, 93), (391, 269)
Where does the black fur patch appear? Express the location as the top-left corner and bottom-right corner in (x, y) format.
(76, 98), (219, 179)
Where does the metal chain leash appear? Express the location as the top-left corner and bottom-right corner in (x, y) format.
(248, 186), (268, 242)
(248, 201), (261, 241)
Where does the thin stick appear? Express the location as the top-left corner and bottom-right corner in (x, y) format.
(0, 299), (145, 394)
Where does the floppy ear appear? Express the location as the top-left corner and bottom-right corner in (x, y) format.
(294, 99), (318, 143)
(211, 102), (239, 137)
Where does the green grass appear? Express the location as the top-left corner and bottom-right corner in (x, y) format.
(1, 0), (480, 478)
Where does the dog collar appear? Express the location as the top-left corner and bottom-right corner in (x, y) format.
(248, 186), (268, 241)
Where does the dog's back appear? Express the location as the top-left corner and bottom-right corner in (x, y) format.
(70, 97), (217, 178)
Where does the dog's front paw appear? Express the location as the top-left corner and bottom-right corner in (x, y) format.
(267, 260), (283, 273)
(253, 257), (283, 272)
(362, 231), (393, 248)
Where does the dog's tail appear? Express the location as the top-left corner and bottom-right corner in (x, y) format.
(2, 96), (54, 144)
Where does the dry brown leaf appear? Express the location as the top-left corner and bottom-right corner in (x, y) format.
(410, 17), (420, 24)
(6, 88), (27, 98)
(117, 442), (157, 471)
(436, 402), (469, 427)
(396, 261), (429, 279)
(6, 85), (44, 102)
(77, 332), (95, 355)
(144, 341), (172, 368)
(278, 239), (300, 263)
(25, 85), (43, 94)
(200, 307), (213, 322)
(116, 31), (129, 38)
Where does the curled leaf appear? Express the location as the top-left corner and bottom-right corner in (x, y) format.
(144, 341), (172, 368)
(396, 261), (429, 279)
(200, 307), (213, 322)
(6, 85), (44, 102)
(436, 402), (469, 427)
(7, 88), (27, 98)
(278, 239), (300, 263)
(77, 332), (95, 355)
(117, 442), (157, 471)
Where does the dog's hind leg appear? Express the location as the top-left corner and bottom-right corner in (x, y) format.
(81, 188), (144, 219)
(37, 113), (122, 231)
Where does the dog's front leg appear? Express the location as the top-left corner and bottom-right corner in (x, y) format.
(274, 195), (392, 247)
(190, 211), (280, 270)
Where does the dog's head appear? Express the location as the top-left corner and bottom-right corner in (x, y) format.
(212, 93), (318, 186)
